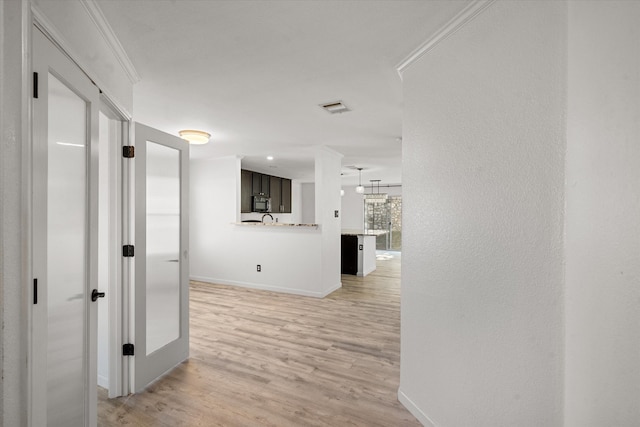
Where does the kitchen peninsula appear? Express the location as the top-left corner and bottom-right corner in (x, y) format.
(235, 222), (318, 228)
(190, 148), (343, 299)
(341, 230), (380, 276)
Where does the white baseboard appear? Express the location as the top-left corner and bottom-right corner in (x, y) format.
(322, 282), (342, 297)
(190, 275), (336, 299)
(398, 388), (437, 427)
(357, 266), (376, 277)
(97, 374), (109, 389)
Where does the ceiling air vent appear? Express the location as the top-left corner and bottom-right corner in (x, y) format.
(320, 101), (350, 114)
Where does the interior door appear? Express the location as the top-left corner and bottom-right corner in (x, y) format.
(31, 27), (100, 426)
(133, 122), (189, 392)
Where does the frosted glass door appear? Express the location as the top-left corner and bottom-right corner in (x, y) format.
(133, 123), (189, 392)
(146, 142), (181, 354)
(32, 27), (100, 426)
(46, 72), (88, 426)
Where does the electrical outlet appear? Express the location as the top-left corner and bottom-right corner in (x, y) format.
(257, 265), (261, 272)
(334, 210), (339, 218)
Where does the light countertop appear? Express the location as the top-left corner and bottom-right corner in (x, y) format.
(234, 222), (319, 228)
(341, 229), (388, 236)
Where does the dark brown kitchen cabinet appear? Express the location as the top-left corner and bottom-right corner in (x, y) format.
(241, 169), (252, 213)
(241, 169), (291, 213)
(268, 176), (292, 213)
(270, 176), (281, 213)
(281, 178), (291, 213)
(252, 171), (270, 196)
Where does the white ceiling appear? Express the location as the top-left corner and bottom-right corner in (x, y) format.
(96, 0), (469, 184)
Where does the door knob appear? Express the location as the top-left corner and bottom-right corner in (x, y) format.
(91, 289), (105, 302)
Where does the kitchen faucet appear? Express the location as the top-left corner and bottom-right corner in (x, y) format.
(261, 213), (274, 223)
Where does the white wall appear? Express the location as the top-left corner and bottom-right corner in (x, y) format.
(300, 182), (315, 224)
(1, 1), (29, 424)
(340, 185), (364, 231)
(399, 2), (566, 426)
(190, 157), (327, 297)
(564, 2), (640, 425)
(314, 147), (343, 295)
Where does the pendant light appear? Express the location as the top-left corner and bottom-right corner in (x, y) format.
(355, 167), (365, 194)
(365, 179), (388, 203)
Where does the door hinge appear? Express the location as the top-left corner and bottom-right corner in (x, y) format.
(33, 278), (38, 304)
(122, 146), (135, 158)
(122, 245), (134, 257)
(33, 72), (38, 99)
(123, 343), (134, 356)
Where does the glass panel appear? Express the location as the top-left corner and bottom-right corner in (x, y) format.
(146, 141), (181, 354)
(364, 195), (402, 251)
(364, 195), (390, 250)
(47, 73), (87, 426)
(389, 196), (402, 251)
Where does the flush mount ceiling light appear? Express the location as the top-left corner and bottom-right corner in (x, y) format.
(320, 100), (350, 114)
(355, 167), (365, 194)
(178, 129), (210, 145)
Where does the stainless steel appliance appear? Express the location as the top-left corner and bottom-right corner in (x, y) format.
(252, 195), (270, 212)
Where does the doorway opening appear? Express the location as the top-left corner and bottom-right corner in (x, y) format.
(364, 184), (402, 251)
(97, 100), (129, 399)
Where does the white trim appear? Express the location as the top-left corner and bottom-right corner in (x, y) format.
(30, 3), (133, 119)
(323, 282), (342, 297)
(397, 389), (438, 427)
(190, 276), (340, 299)
(396, 0), (495, 76)
(79, 0), (140, 84)
(97, 374), (109, 389)
(98, 101), (128, 398)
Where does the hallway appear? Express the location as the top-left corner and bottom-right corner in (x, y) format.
(98, 253), (418, 426)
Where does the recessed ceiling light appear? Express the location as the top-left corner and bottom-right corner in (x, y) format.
(267, 156), (274, 160)
(320, 101), (350, 114)
(178, 129), (211, 145)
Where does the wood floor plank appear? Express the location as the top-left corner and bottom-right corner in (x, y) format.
(98, 252), (419, 426)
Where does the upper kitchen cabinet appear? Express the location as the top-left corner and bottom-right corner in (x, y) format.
(241, 169), (292, 213)
(241, 169), (252, 213)
(281, 178), (291, 213)
(270, 175), (281, 213)
(268, 176), (292, 213)
(252, 172), (270, 196)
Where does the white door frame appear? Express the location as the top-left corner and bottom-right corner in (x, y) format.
(98, 97), (131, 398)
(31, 23), (100, 426)
(29, 16), (133, 425)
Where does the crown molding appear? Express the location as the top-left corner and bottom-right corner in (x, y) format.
(80, 0), (140, 84)
(31, 3), (133, 118)
(396, 0), (496, 76)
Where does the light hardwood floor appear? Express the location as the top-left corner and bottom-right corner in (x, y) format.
(98, 252), (418, 426)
